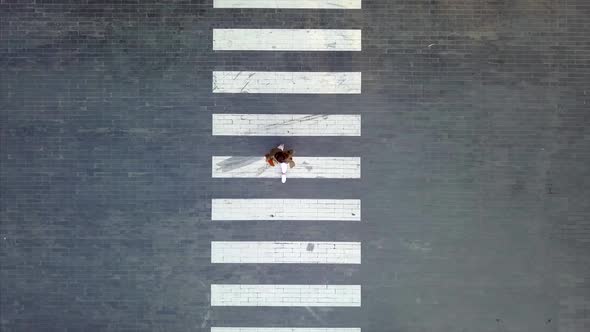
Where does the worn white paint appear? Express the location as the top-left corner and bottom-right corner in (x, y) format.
(212, 156), (361, 179)
(213, 0), (361, 9)
(212, 114), (361, 136)
(211, 284), (361, 307)
(212, 329), (361, 332)
(211, 199), (361, 221)
(212, 71), (361, 94)
(211, 241), (361, 264)
(213, 29), (361, 51)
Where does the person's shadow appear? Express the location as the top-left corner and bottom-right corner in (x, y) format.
(215, 156), (267, 175)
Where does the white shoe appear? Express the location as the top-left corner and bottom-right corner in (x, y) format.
(281, 173), (287, 183)
(277, 144), (285, 151)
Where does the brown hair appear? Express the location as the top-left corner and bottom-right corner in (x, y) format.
(274, 151), (287, 163)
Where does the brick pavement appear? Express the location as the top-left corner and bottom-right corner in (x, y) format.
(1, 1), (589, 331)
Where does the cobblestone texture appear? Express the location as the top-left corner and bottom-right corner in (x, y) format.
(1, 0), (589, 331)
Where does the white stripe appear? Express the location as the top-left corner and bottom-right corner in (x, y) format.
(212, 156), (360, 179)
(211, 284), (361, 307)
(212, 329), (361, 332)
(212, 114), (361, 136)
(211, 241), (361, 264)
(212, 72), (361, 94)
(213, 29), (361, 51)
(211, 199), (361, 221)
(213, 0), (361, 9)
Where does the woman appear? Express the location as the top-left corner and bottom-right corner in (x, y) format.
(265, 144), (295, 183)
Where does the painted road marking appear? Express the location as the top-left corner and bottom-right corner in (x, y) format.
(212, 329), (361, 332)
(213, 29), (361, 51)
(211, 241), (361, 264)
(213, 0), (361, 9)
(212, 114), (361, 136)
(211, 199), (361, 221)
(212, 72), (361, 94)
(211, 284), (361, 307)
(212, 156), (361, 179)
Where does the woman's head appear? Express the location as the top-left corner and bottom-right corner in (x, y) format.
(274, 151), (287, 163)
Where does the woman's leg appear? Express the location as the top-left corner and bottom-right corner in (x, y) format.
(280, 162), (288, 183)
(280, 163), (288, 173)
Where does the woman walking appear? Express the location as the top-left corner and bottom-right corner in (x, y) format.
(265, 144), (295, 183)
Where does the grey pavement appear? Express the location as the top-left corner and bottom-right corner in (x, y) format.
(1, 1), (589, 331)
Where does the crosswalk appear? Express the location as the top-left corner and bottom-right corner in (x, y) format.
(213, 29), (361, 51)
(212, 156), (361, 179)
(211, 199), (361, 221)
(211, 327), (361, 332)
(212, 71), (361, 94)
(213, 0), (362, 9)
(211, 329), (361, 332)
(211, 1), (362, 331)
(211, 284), (361, 307)
(211, 241), (361, 264)
(212, 114), (361, 136)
